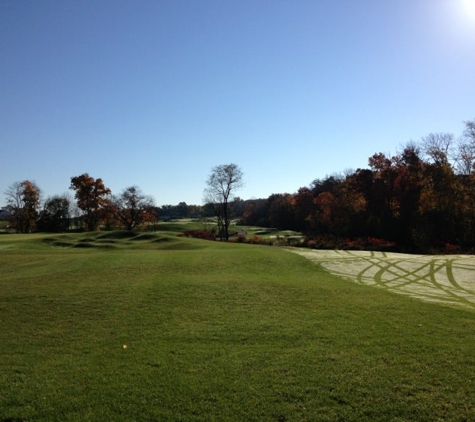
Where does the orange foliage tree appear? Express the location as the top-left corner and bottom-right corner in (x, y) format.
(69, 173), (111, 231)
(4, 180), (42, 233)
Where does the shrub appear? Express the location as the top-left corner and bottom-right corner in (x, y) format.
(248, 235), (263, 244)
(444, 243), (460, 254)
(179, 230), (216, 241)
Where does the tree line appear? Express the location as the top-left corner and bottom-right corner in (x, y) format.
(241, 119), (475, 252)
(3, 118), (475, 252)
(3, 174), (158, 233)
(2, 172), (225, 234)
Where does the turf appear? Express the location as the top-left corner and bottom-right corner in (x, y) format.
(1, 232), (475, 421)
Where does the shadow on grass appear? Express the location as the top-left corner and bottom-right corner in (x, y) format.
(1, 418), (26, 422)
(131, 233), (157, 241)
(157, 241), (207, 250)
(97, 231), (136, 240)
(73, 242), (95, 248)
(39, 230), (192, 250)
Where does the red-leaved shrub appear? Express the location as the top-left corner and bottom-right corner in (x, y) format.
(179, 230), (215, 241)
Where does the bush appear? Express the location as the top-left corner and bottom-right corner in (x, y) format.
(179, 230), (216, 241)
(444, 243), (460, 254)
(248, 235), (264, 244)
(303, 235), (396, 251)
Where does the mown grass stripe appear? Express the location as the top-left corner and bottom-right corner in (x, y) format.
(427, 260), (475, 310)
(446, 259), (475, 295)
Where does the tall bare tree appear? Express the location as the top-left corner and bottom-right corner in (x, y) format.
(204, 163), (243, 241)
(421, 132), (454, 165)
(454, 119), (475, 175)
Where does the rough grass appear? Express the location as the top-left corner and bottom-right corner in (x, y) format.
(1, 232), (475, 421)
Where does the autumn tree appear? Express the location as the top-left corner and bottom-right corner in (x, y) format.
(364, 153), (398, 239)
(418, 159), (459, 247)
(242, 199), (269, 227)
(38, 194), (72, 232)
(292, 187), (317, 232)
(111, 186), (156, 230)
(392, 143), (425, 246)
(69, 173), (111, 231)
(332, 174), (367, 237)
(267, 193), (295, 230)
(313, 191), (337, 233)
(310, 175), (343, 197)
(4, 180), (42, 233)
(204, 163), (243, 241)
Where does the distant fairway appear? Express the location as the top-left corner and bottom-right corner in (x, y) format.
(291, 249), (475, 310)
(1, 231), (475, 421)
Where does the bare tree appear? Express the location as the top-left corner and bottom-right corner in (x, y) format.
(421, 132), (454, 165)
(204, 164), (243, 241)
(464, 118), (475, 141)
(455, 119), (475, 175)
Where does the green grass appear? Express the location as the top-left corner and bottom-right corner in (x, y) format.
(157, 218), (302, 240)
(0, 220), (11, 234)
(1, 232), (475, 421)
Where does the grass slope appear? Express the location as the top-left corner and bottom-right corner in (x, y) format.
(1, 232), (475, 421)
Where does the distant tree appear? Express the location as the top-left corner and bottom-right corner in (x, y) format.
(310, 174), (344, 196)
(176, 202), (189, 218)
(38, 194), (72, 232)
(69, 173), (111, 231)
(421, 132), (454, 165)
(313, 191), (337, 233)
(230, 197), (246, 221)
(111, 186), (156, 230)
(187, 204), (205, 218)
(418, 159), (459, 247)
(456, 121), (475, 244)
(4, 180), (42, 233)
(463, 118), (475, 143)
(204, 163), (243, 241)
(332, 174), (367, 237)
(367, 152), (397, 238)
(242, 199), (269, 227)
(292, 187), (316, 232)
(267, 193), (295, 230)
(158, 203), (205, 220)
(453, 119), (475, 175)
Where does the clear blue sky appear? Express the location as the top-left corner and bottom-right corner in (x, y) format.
(2, 0), (475, 206)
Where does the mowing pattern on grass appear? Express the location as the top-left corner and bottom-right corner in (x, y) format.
(2, 233), (475, 420)
(291, 249), (475, 310)
(36, 231), (206, 251)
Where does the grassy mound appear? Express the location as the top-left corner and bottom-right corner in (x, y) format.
(34, 231), (187, 251)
